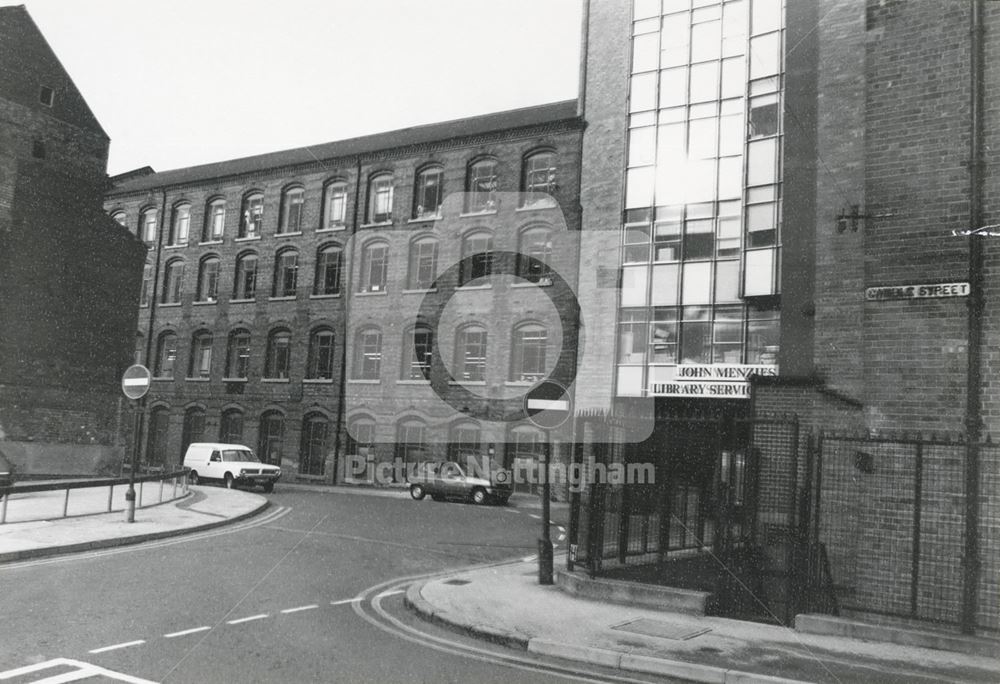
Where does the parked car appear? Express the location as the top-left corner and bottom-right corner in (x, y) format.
(183, 442), (280, 492)
(0, 450), (15, 488)
(409, 459), (512, 505)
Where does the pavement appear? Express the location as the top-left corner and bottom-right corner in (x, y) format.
(1, 480), (997, 683)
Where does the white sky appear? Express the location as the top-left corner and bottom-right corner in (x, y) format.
(6, 0), (583, 175)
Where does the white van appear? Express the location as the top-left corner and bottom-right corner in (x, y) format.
(183, 443), (280, 493)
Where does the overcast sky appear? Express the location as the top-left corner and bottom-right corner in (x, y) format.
(6, 0), (583, 175)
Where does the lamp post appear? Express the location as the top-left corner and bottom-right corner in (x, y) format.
(121, 365), (151, 523)
(538, 438), (554, 584)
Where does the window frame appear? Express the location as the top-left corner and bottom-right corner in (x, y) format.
(155, 331), (178, 378)
(233, 251), (259, 300)
(306, 327), (336, 380)
(170, 203), (191, 246)
(412, 165), (444, 219)
(460, 231), (494, 285)
(162, 258), (185, 304)
(225, 329), (252, 379)
(187, 330), (213, 379)
(264, 328), (293, 380)
(366, 173), (394, 224)
(465, 158), (499, 213)
(272, 248), (299, 298)
(353, 327), (383, 380)
(360, 240), (389, 293)
(279, 185), (305, 234)
(521, 150), (558, 207)
(203, 198), (226, 242)
(455, 325), (487, 382)
(240, 192), (264, 239)
(323, 180), (348, 229)
(407, 235), (439, 290)
(510, 322), (548, 383)
(196, 255), (221, 303)
(313, 244), (343, 296)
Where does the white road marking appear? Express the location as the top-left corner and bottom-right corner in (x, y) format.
(226, 613), (268, 625)
(88, 640), (145, 654)
(280, 604), (318, 614)
(164, 626), (211, 638)
(522, 555), (537, 562)
(0, 658), (158, 684)
(528, 513), (541, 519)
(375, 589), (404, 599)
(330, 597), (363, 606)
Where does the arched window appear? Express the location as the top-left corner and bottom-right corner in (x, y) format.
(460, 231), (493, 285)
(466, 158), (498, 212)
(225, 329), (251, 379)
(413, 165), (444, 219)
(455, 325), (487, 382)
(264, 329), (292, 379)
(140, 262), (152, 306)
(279, 185), (305, 234)
(146, 406), (170, 467)
(449, 421), (481, 462)
(196, 255), (220, 302)
(510, 322), (548, 382)
(240, 192), (264, 238)
(367, 173), (394, 223)
(323, 180), (348, 229)
(521, 150), (557, 206)
(402, 325), (433, 380)
(188, 330), (213, 378)
(272, 248), (299, 297)
(258, 411), (285, 466)
(509, 424), (545, 494)
(140, 207), (158, 244)
(313, 244), (343, 296)
(162, 258), (185, 304)
(233, 252), (258, 300)
(219, 408), (244, 443)
(154, 331), (178, 378)
(395, 418), (428, 471)
(134, 331), (145, 365)
(353, 327), (382, 380)
(203, 198), (226, 242)
(347, 415), (376, 464)
(169, 203), (191, 246)
(181, 407), (206, 458)
(407, 235), (438, 290)
(360, 240), (388, 293)
(111, 211), (127, 228)
(306, 327), (336, 380)
(516, 225), (553, 283)
(300, 413), (329, 476)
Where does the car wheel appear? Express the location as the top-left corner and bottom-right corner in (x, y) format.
(262, 482), (274, 493)
(471, 488), (487, 505)
(189, 470), (199, 485)
(224, 473), (235, 489)
(431, 494), (446, 502)
(410, 484), (426, 500)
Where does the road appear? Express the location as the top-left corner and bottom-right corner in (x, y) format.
(0, 487), (668, 683)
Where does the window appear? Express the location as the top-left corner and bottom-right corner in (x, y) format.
(522, 151), (557, 206)
(300, 414), (329, 476)
(162, 259), (185, 304)
(413, 166), (444, 219)
(466, 158), (498, 212)
(347, 415), (376, 459)
(510, 323), (547, 382)
(264, 329), (292, 379)
(225, 329), (252, 379)
(233, 252), (258, 300)
(155, 331), (178, 378)
(170, 204), (191, 246)
(219, 409), (244, 443)
(408, 236), (438, 289)
(460, 231), (493, 285)
(112, 211), (127, 228)
(449, 422), (481, 461)
(140, 263), (152, 306)
(353, 327), (382, 380)
(747, 301), (780, 365)
(272, 248), (299, 298)
(517, 226), (553, 283)
(258, 411), (285, 466)
(455, 325), (487, 382)
(367, 173), (394, 223)
(196, 256), (220, 302)
(396, 418), (428, 470)
(203, 198), (226, 241)
(134, 332), (144, 365)
(141, 208), (158, 244)
(306, 328), (336, 380)
(181, 408), (206, 459)
(618, 309), (647, 364)
(188, 331), (213, 378)
(680, 306), (712, 364)
(279, 186), (305, 234)
(146, 407), (170, 468)
(361, 241), (388, 293)
(403, 325), (433, 380)
(313, 244), (343, 296)
(651, 308), (678, 363)
(240, 192), (264, 238)
(509, 425), (545, 494)
(323, 181), (347, 229)
(39, 85), (55, 107)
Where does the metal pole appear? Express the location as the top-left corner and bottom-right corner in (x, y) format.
(125, 401), (140, 522)
(538, 439), (554, 584)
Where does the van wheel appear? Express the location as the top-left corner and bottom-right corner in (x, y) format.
(189, 471), (199, 485)
(262, 482), (274, 493)
(471, 488), (487, 505)
(224, 473), (235, 489)
(410, 484), (426, 500)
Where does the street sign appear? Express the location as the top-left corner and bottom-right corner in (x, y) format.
(525, 380), (572, 429)
(121, 364), (151, 400)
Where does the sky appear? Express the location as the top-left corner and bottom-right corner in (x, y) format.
(5, 0), (583, 175)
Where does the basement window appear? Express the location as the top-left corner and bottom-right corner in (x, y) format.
(39, 86), (55, 107)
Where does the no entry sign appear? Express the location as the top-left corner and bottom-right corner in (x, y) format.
(121, 364), (151, 400)
(524, 380), (572, 430)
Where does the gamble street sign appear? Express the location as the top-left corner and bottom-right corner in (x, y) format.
(865, 282), (969, 301)
(121, 364), (151, 400)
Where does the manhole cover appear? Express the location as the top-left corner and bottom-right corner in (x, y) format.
(611, 618), (711, 641)
(443, 579), (471, 586)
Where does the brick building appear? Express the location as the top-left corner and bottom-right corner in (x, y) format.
(0, 6), (145, 476)
(104, 102), (584, 490)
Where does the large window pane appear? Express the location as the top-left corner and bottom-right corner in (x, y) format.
(651, 263), (680, 305)
(688, 117), (718, 159)
(632, 32), (660, 73)
(681, 261), (711, 304)
(743, 248), (776, 296)
(629, 126), (657, 167)
(618, 309), (648, 364)
(621, 265), (649, 307)
(749, 32), (781, 79)
(651, 308), (678, 363)
(630, 72), (657, 112)
(690, 21), (721, 61)
(660, 13), (691, 68)
(658, 67), (688, 108)
(747, 138), (778, 186)
(680, 306), (711, 363)
(625, 166), (655, 208)
(689, 61), (719, 103)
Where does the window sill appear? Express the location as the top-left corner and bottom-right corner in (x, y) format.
(348, 379), (381, 384)
(408, 215), (442, 224)
(268, 296), (297, 301)
(360, 221), (393, 229)
(397, 379), (430, 385)
(152, 376), (174, 382)
(235, 235), (262, 242)
(193, 299), (219, 305)
(516, 203), (558, 212)
(309, 293), (342, 299)
(510, 280), (552, 288)
(459, 209), (498, 218)
(402, 288), (436, 294)
(199, 239), (224, 246)
(230, 298), (256, 304)
(303, 378), (335, 384)
(356, 290), (387, 296)
(159, 302), (182, 308)
(505, 381), (536, 387)
(317, 225), (346, 233)
(448, 380), (486, 386)
(164, 243), (187, 250)
(458, 283), (492, 291)
(261, 378), (290, 383)
(222, 377), (248, 383)
(276, 230), (303, 238)
(186, 377), (210, 382)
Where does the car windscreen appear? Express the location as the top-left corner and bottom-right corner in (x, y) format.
(222, 449), (258, 463)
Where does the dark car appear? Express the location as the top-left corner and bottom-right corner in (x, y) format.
(409, 460), (512, 505)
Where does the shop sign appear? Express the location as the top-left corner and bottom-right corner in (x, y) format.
(865, 282), (969, 301)
(648, 364), (778, 400)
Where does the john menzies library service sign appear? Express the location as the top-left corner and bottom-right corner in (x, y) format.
(649, 364), (779, 399)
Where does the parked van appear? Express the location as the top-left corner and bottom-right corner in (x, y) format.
(183, 443), (280, 493)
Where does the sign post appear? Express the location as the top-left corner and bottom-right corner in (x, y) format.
(121, 365), (151, 523)
(525, 381), (572, 585)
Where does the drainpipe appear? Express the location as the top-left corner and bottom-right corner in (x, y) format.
(962, 0), (985, 636)
(576, 0), (591, 118)
(137, 188), (169, 464)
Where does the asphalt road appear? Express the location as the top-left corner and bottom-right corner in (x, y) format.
(0, 487), (669, 684)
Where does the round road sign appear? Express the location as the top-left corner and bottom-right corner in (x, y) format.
(524, 380), (572, 430)
(121, 364), (152, 400)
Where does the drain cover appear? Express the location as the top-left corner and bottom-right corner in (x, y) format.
(443, 579), (471, 586)
(611, 618), (710, 641)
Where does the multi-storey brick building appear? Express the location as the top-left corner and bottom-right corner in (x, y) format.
(104, 101), (584, 490)
(0, 6), (145, 476)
